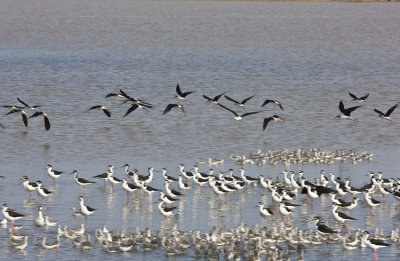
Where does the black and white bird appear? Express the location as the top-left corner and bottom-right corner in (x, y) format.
(349, 92), (369, 103)
(203, 92), (226, 105)
(2, 204), (24, 231)
(336, 100), (361, 121)
(158, 199), (177, 217)
(17, 97), (41, 111)
(374, 102), (400, 126)
(88, 105), (112, 118)
(224, 94), (255, 108)
(22, 176), (38, 198)
(119, 89), (153, 117)
(79, 196), (96, 227)
(36, 181), (53, 204)
(219, 104), (263, 121)
(258, 202), (274, 217)
(162, 104), (187, 115)
(35, 206), (45, 227)
(332, 203), (356, 232)
(29, 111), (51, 130)
(261, 99), (283, 110)
(175, 84), (195, 102)
(313, 216), (337, 236)
(362, 231), (390, 259)
(70, 170), (96, 194)
(263, 115), (284, 130)
(46, 165), (63, 185)
(5, 109), (29, 127)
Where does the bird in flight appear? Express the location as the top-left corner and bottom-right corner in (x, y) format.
(163, 104), (187, 116)
(224, 94), (255, 108)
(219, 104), (263, 121)
(29, 111), (51, 130)
(374, 102), (400, 126)
(349, 92), (369, 103)
(261, 99), (283, 110)
(88, 105), (112, 118)
(336, 101), (361, 121)
(119, 89), (153, 117)
(175, 84), (194, 102)
(202, 92), (226, 105)
(263, 115), (285, 130)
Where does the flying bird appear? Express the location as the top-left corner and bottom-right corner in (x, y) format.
(5, 109), (28, 127)
(175, 84), (194, 102)
(202, 92), (226, 105)
(219, 104), (263, 121)
(17, 97), (41, 111)
(88, 105), (112, 118)
(263, 115), (285, 130)
(224, 94), (255, 108)
(349, 92), (369, 103)
(336, 101), (361, 121)
(374, 102), (400, 126)
(261, 99), (283, 110)
(119, 89), (153, 117)
(163, 104), (187, 115)
(29, 111), (51, 130)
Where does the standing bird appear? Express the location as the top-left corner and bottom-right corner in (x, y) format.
(202, 92), (226, 105)
(163, 104), (187, 115)
(362, 231), (390, 261)
(336, 101), (361, 121)
(158, 199), (177, 217)
(349, 92), (369, 103)
(374, 102), (400, 126)
(224, 94), (255, 108)
(70, 170), (96, 194)
(29, 111), (51, 130)
(258, 202), (274, 217)
(79, 196), (96, 228)
(313, 216), (337, 237)
(2, 204), (24, 231)
(175, 84), (194, 102)
(261, 99), (283, 110)
(219, 104), (263, 121)
(88, 105), (112, 118)
(263, 115), (284, 130)
(36, 181), (53, 204)
(46, 165), (63, 185)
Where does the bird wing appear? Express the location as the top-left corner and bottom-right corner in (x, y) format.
(88, 105), (101, 111)
(385, 102), (399, 117)
(119, 89), (135, 101)
(22, 113), (28, 127)
(263, 117), (273, 130)
(181, 91), (194, 97)
(338, 101), (346, 114)
(218, 104), (238, 117)
(163, 104), (177, 115)
(213, 92), (226, 101)
(224, 95), (240, 104)
(175, 84), (183, 97)
(103, 108), (112, 118)
(203, 95), (213, 102)
(359, 93), (369, 100)
(123, 105), (138, 118)
(44, 116), (51, 130)
(373, 108), (385, 116)
(348, 92), (358, 100)
(261, 99), (272, 107)
(17, 97), (30, 108)
(241, 94), (255, 104)
(105, 93), (118, 98)
(241, 111), (262, 118)
(344, 105), (361, 116)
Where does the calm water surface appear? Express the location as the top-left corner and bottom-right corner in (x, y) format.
(0, 0), (400, 260)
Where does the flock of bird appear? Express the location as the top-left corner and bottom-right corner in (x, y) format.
(1, 154), (400, 260)
(3, 87), (399, 132)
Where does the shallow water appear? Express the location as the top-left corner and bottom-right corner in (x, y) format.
(0, 0), (400, 260)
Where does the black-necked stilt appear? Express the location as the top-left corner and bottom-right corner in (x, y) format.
(192, 165), (210, 180)
(161, 168), (178, 183)
(164, 181), (184, 198)
(46, 165), (63, 185)
(258, 202), (274, 217)
(203, 92), (226, 105)
(121, 178), (139, 202)
(36, 181), (52, 204)
(239, 168), (258, 185)
(336, 100), (361, 121)
(261, 99), (283, 110)
(159, 191), (179, 205)
(79, 196), (95, 227)
(92, 167), (112, 188)
(158, 199), (177, 217)
(278, 202), (294, 220)
(344, 178), (363, 195)
(374, 102), (400, 126)
(263, 115), (284, 130)
(70, 170), (96, 194)
(175, 84), (194, 102)
(332, 203), (356, 232)
(2, 204), (24, 231)
(17, 97), (41, 111)
(219, 103), (263, 121)
(29, 111), (51, 130)
(163, 104), (187, 115)
(105, 92), (125, 99)
(349, 92), (369, 103)
(88, 105), (112, 118)
(362, 231), (390, 261)
(142, 184), (161, 195)
(22, 176), (38, 198)
(178, 164), (194, 179)
(364, 191), (381, 216)
(5, 109), (29, 127)
(336, 197), (359, 210)
(224, 94), (255, 108)
(313, 216), (337, 236)
(178, 175), (191, 190)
